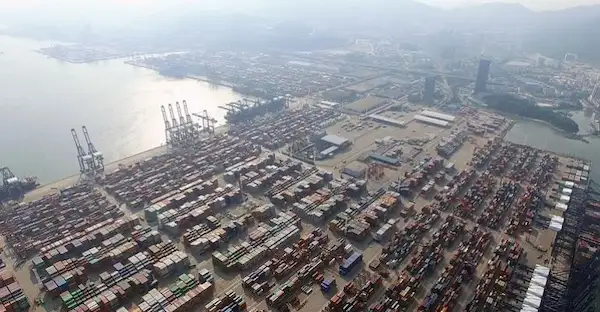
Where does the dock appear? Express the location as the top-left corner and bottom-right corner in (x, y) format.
(0, 102), (596, 312)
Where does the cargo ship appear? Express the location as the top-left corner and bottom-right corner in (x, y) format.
(222, 96), (288, 124)
(0, 169), (39, 202)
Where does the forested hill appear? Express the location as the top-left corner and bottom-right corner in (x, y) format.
(482, 94), (579, 134)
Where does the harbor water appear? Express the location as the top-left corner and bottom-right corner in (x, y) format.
(0, 35), (244, 183)
(1, 34), (600, 185)
(504, 119), (600, 181)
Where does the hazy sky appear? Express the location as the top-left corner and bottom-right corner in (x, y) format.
(2, 0), (600, 12)
(418, 0), (600, 10)
(0, 0), (599, 27)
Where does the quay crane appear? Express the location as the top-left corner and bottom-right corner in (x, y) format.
(0, 166), (38, 202)
(71, 128), (95, 182)
(161, 105), (173, 146)
(71, 126), (104, 182)
(82, 126), (104, 175)
(176, 102), (188, 142)
(161, 101), (202, 149)
(183, 100), (199, 140)
(192, 110), (217, 135)
(168, 103), (181, 146)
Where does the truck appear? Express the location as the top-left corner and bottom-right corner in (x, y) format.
(339, 252), (363, 276)
(320, 278), (336, 293)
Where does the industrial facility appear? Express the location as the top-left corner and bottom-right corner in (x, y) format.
(0, 167), (38, 202)
(0, 94), (597, 312)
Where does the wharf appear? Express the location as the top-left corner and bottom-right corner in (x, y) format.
(23, 145), (168, 202)
(0, 103), (595, 312)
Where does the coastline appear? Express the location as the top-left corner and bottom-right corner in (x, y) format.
(123, 60), (237, 89)
(23, 145), (167, 202)
(502, 117), (591, 164)
(33, 49), (131, 64)
(487, 108), (586, 141)
(24, 124), (231, 202)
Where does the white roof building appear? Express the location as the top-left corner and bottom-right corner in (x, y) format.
(420, 110), (456, 122)
(555, 203), (568, 212)
(414, 115), (449, 127)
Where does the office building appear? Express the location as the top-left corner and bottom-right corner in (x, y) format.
(423, 76), (436, 104)
(564, 53), (578, 62)
(474, 59), (491, 93)
(589, 83), (600, 107)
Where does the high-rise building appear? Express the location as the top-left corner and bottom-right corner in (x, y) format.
(423, 76), (436, 104)
(474, 59), (491, 94)
(589, 83), (600, 107)
(564, 53), (578, 62)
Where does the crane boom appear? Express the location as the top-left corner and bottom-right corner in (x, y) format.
(71, 128), (88, 174)
(168, 104), (179, 127)
(183, 100), (193, 124)
(176, 101), (186, 126)
(81, 126), (97, 153)
(81, 126), (104, 174)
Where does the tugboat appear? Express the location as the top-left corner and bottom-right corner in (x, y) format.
(0, 167), (39, 202)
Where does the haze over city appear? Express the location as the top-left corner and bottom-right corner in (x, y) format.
(2, 0), (600, 312)
(420, 0), (600, 10)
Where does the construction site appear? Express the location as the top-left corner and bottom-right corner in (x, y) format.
(0, 97), (598, 312)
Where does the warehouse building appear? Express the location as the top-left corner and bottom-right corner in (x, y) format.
(342, 161), (367, 179)
(319, 146), (339, 159)
(420, 110), (456, 122)
(320, 135), (351, 148)
(370, 154), (400, 166)
(413, 115), (449, 127)
(368, 114), (406, 128)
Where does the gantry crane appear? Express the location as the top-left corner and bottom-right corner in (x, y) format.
(71, 128), (93, 182)
(161, 105), (173, 146)
(175, 102), (187, 142)
(183, 100), (199, 139)
(0, 167), (16, 186)
(82, 126), (104, 174)
(168, 103), (181, 146)
(161, 101), (202, 149)
(192, 110), (217, 135)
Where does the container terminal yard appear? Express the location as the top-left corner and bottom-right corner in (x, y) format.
(0, 97), (599, 312)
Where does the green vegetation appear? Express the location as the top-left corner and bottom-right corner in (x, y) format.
(482, 94), (579, 133)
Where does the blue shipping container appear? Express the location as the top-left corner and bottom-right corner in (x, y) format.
(339, 252), (363, 276)
(321, 278), (335, 293)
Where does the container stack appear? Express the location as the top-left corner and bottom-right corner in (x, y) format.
(212, 212), (300, 271)
(187, 222), (243, 255)
(38, 216), (140, 266)
(242, 261), (273, 295)
(99, 252), (152, 287)
(152, 251), (190, 278)
(252, 204), (276, 221)
(62, 270), (154, 311)
(0, 185), (124, 260)
(205, 291), (247, 312)
(43, 266), (87, 296)
(131, 273), (202, 311)
(131, 227), (162, 249)
(0, 269), (29, 312)
(267, 259), (324, 308)
(156, 185), (242, 232)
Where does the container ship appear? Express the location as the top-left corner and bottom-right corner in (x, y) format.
(222, 96), (288, 124)
(0, 167), (39, 202)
